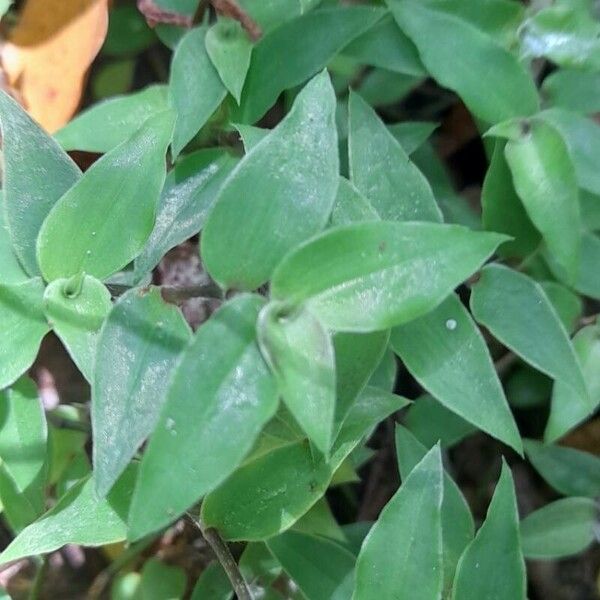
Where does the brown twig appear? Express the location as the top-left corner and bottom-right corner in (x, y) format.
(187, 514), (253, 600)
(210, 0), (262, 41)
(137, 0), (194, 28)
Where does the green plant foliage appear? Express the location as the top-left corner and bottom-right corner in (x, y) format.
(0, 466), (137, 563)
(271, 222), (505, 332)
(92, 287), (192, 497)
(395, 426), (474, 592)
(355, 445), (444, 599)
(267, 531), (355, 600)
(0, 92), (81, 276)
(55, 85), (169, 153)
(520, 497), (597, 560)
(205, 18), (253, 104)
(169, 26), (227, 157)
(348, 91), (441, 222)
(235, 6), (385, 123)
(451, 463), (526, 600)
(134, 149), (237, 278)
(524, 439), (600, 498)
(387, 0), (538, 124)
(202, 71), (339, 291)
(128, 295), (278, 539)
(490, 117), (581, 282)
(471, 265), (587, 397)
(391, 294), (521, 452)
(0, 279), (50, 389)
(37, 111), (175, 281)
(43, 275), (112, 382)
(258, 303), (336, 454)
(2, 0), (600, 594)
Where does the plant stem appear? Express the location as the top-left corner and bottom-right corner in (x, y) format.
(28, 556), (48, 600)
(187, 514), (253, 600)
(160, 281), (224, 304)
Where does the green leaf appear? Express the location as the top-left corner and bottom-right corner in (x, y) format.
(0, 202), (28, 285)
(341, 13), (425, 76)
(92, 287), (191, 498)
(391, 293), (521, 452)
(0, 279), (49, 389)
(569, 231), (600, 299)
(236, 6), (386, 123)
(387, 121), (438, 155)
(427, 0), (525, 48)
(542, 69), (600, 114)
(205, 18), (253, 104)
(329, 177), (380, 227)
(452, 463), (526, 600)
(202, 71), (339, 291)
(541, 281), (583, 333)
(0, 378), (47, 498)
(538, 108), (600, 197)
(292, 497), (346, 542)
(395, 425), (474, 593)
(129, 295), (278, 540)
(354, 446), (444, 600)
(520, 497), (597, 560)
(521, 5), (600, 69)
(169, 26), (227, 157)
(139, 559), (187, 600)
(496, 118), (581, 281)
(55, 85), (168, 153)
(546, 322), (600, 441)
(203, 386), (408, 542)
(505, 366), (552, 410)
(481, 140), (540, 258)
(201, 440), (333, 541)
(404, 395), (475, 449)
(103, 4), (156, 57)
(331, 387), (410, 462)
(0, 466), (137, 564)
(348, 91), (441, 223)
(387, 0), (538, 124)
(134, 149), (238, 278)
(524, 439), (600, 498)
(37, 111), (174, 282)
(43, 275), (112, 382)
(190, 563), (232, 600)
(470, 264), (587, 399)
(0, 91), (81, 276)
(333, 330), (389, 432)
(271, 222), (506, 332)
(368, 346), (397, 392)
(258, 303), (336, 454)
(267, 531), (355, 600)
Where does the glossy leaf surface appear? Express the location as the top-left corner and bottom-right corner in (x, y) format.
(169, 26), (226, 156)
(258, 303), (336, 454)
(93, 287), (191, 497)
(202, 71), (339, 291)
(129, 295), (278, 539)
(37, 111), (174, 281)
(43, 275), (112, 382)
(271, 222), (506, 332)
(348, 91), (441, 223)
(451, 464), (526, 600)
(0, 90), (81, 275)
(354, 446), (444, 600)
(471, 265), (587, 398)
(387, 0), (538, 124)
(55, 85), (169, 153)
(0, 278), (49, 389)
(391, 294), (521, 452)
